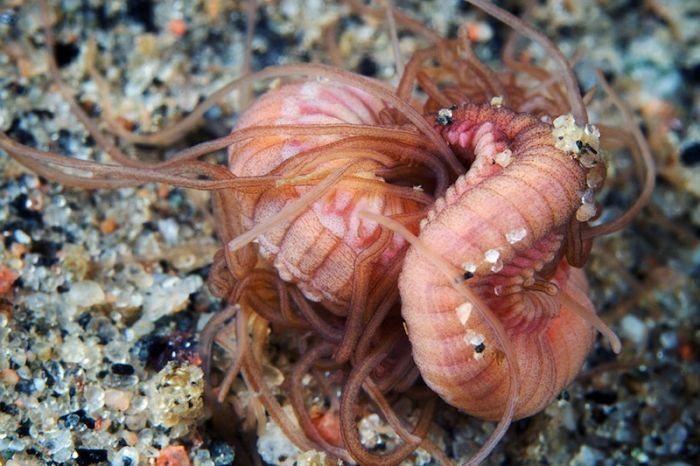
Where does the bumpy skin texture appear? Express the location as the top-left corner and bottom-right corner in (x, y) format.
(228, 81), (412, 308)
(399, 104), (596, 420)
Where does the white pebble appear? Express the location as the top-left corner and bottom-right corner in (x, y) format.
(583, 123), (601, 150)
(490, 259), (503, 273)
(552, 113), (584, 153)
(157, 218), (179, 245)
(660, 331), (678, 349)
(494, 149), (513, 167)
(44, 430), (73, 456)
(437, 108), (453, 120)
(462, 262), (477, 273)
(464, 329), (485, 346)
(13, 230), (31, 244)
(295, 451), (328, 466)
(586, 169), (605, 189)
(65, 281), (105, 308)
(141, 274), (203, 323)
(576, 203), (597, 222)
(59, 335), (89, 364)
(258, 405), (302, 463)
(484, 249), (500, 263)
(53, 447), (73, 463)
(84, 385), (105, 412)
(505, 227), (527, 244)
(581, 189), (595, 205)
(456, 302), (473, 325)
(104, 389), (133, 411)
(112, 447), (139, 466)
(571, 445), (605, 466)
(620, 315), (648, 348)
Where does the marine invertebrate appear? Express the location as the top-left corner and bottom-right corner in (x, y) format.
(0, 1), (655, 465)
(226, 80), (423, 308)
(372, 105), (613, 463)
(403, 103), (610, 420)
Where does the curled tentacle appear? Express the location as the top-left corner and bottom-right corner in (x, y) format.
(340, 330), (435, 465)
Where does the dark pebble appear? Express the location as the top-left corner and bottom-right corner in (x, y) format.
(96, 320), (118, 344)
(56, 129), (76, 154)
(29, 109), (54, 120)
(357, 55), (378, 77)
(16, 419), (31, 437)
(585, 390), (618, 405)
(0, 401), (19, 415)
(53, 41), (80, 68)
(6, 82), (27, 96)
(31, 240), (62, 266)
(513, 417), (532, 433)
(681, 62), (700, 84)
(174, 311), (197, 332)
(111, 363), (135, 376)
(10, 193), (43, 223)
(94, 3), (118, 29)
(0, 8), (17, 25)
(77, 312), (92, 329)
(680, 141), (700, 166)
(141, 221), (158, 232)
(15, 378), (35, 395)
(75, 448), (109, 465)
(7, 120), (35, 146)
(70, 408), (97, 429)
(135, 330), (198, 371)
(590, 405), (610, 424)
(252, 10), (292, 69)
(4, 220), (42, 240)
(210, 440), (236, 466)
(63, 413), (81, 429)
(126, 0), (156, 32)
(42, 360), (65, 386)
(131, 335), (156, 364)
(60, 409), (92, 428)
(82, 416), (96, 429)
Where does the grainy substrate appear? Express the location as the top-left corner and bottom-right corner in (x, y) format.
(0, 1), (698, 465)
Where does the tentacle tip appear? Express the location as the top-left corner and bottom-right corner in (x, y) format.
(609, 334), (622, 354)
(357, 209), (372, 220)
(227, 239), (238, 252)
(227, 237), (248, 253)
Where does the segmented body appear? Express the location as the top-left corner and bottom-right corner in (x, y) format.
(399, 103), (596, 420)
(228, 81), (417, 308)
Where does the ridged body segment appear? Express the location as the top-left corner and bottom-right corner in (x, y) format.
(400, 104), (596, 420)
(228, 81), (415, 307)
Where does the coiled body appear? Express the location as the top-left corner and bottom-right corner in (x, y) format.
(228, 81), (420, 309)
(399, 103), (596, 419)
